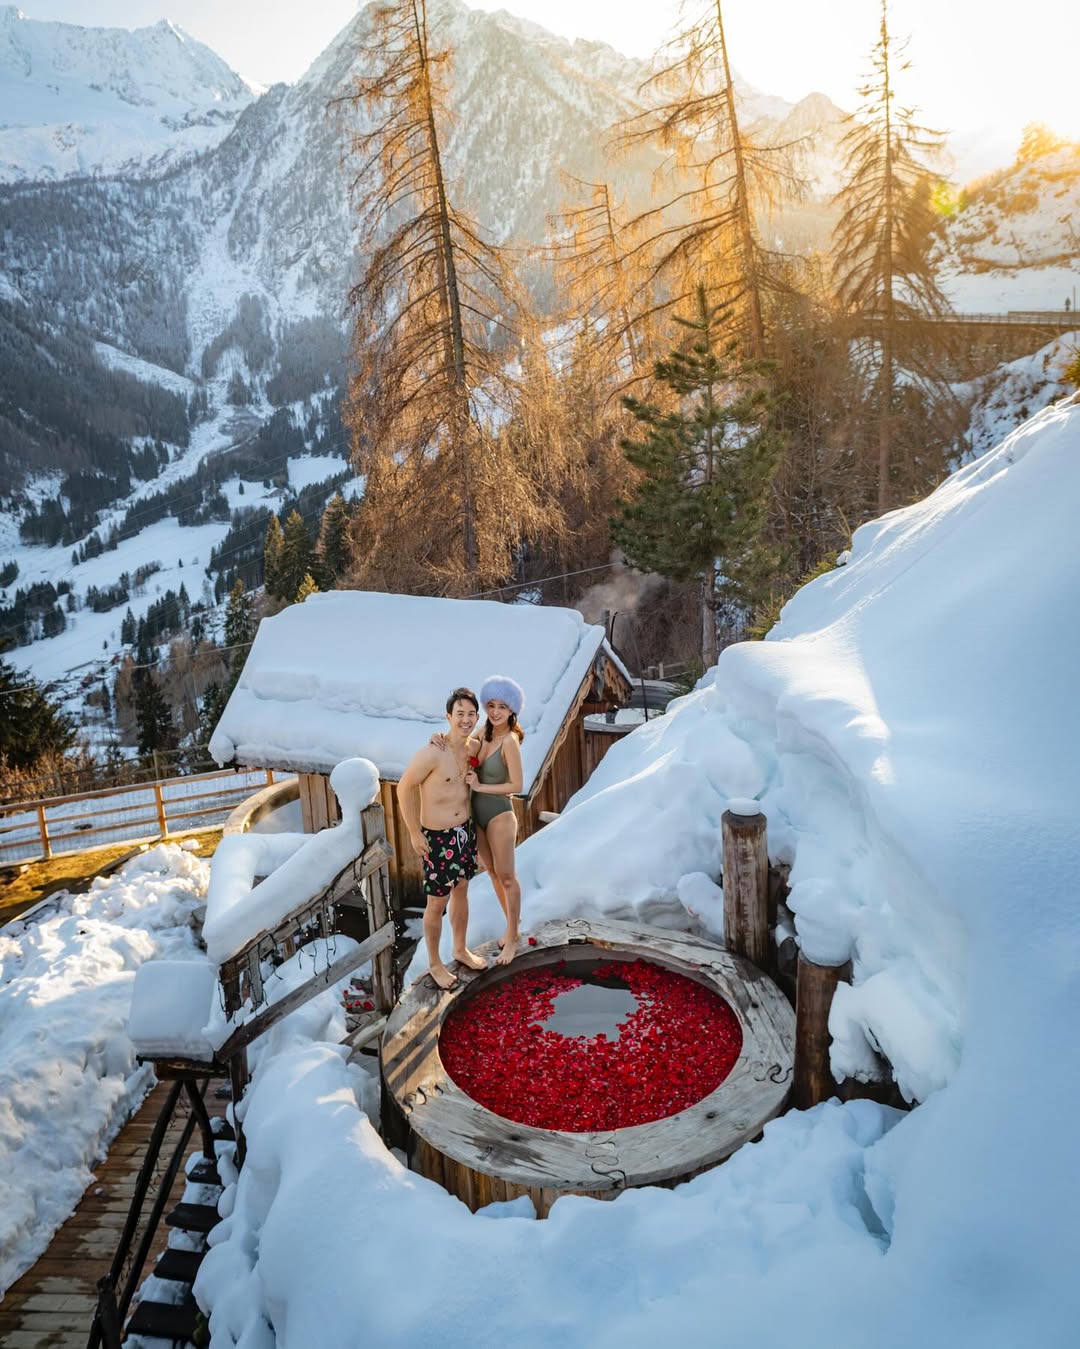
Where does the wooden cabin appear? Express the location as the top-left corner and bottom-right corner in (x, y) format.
(210, 590), (632, 904)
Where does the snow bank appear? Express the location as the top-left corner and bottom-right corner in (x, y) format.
(209, 591), (616, 791)
(196, 1032), (899, 1349)
(0, 843), (209, 1295)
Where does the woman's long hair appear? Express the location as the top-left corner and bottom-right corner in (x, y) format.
(483, 712), (525, 743)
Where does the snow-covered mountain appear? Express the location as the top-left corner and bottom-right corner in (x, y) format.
(0, 5), (255, 182)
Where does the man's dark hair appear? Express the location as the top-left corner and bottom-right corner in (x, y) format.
(446, 686), (479, 714)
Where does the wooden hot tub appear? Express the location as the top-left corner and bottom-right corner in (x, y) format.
(381, 916), (795, 1216)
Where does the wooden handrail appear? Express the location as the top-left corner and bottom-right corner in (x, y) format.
(217, 922), (395, 1060)
(216, 834), (394, 975)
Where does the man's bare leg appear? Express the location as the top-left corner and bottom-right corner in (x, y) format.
(423, 892), (457, 990)
(448, 879), (486, 970)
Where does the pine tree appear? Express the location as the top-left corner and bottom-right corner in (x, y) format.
(612, 285), (781, 666)
(295, 572), (319, 603)
(263, 514), (285, 599)
(223, 579), (256, 687)
(343, 0), (535, 593)
(0, 660), (75, 769)
(134, 671), (177, 757)
(280, 511), (313, 603)
(315, 493), (351, 586)
(832, 0), (952, 511)
(618, 1), (799, 359)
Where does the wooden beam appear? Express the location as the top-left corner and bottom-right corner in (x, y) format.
(217, 922), (395, 1060)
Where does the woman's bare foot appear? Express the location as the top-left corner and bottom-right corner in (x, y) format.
(452, 946), (487, 971)
(429, 963), (458, 991)
(495, 933), (519, 966)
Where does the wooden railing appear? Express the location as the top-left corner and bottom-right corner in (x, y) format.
(211, 800), (397, 1160)
(0, 768), (282, 866)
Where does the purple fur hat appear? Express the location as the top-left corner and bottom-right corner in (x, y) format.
(480, 674), (525, 717)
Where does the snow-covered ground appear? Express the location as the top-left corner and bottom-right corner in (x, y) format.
(940, 263), (1080, 313)
(959, 335), (1077, 459)
(192, 393), (1079, 1346)
(0, 842), (209, 1294)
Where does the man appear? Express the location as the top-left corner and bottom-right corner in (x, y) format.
(398, 687), (487, 990)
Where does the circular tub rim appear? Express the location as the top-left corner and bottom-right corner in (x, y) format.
(380, 916), (796, 1195)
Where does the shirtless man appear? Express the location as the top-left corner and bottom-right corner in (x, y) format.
(398, 687), (488, 990)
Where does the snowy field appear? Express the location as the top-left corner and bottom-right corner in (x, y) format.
(0, 843), (210, 1294)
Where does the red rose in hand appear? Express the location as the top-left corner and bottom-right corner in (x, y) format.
(468, 755), (480, 769)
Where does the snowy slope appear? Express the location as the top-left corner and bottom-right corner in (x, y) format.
(0, 6), (254, 182)
(937, 142), (1080, 311)
(188, 394), (1080, 1347)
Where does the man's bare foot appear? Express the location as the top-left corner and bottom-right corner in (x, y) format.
(452, 947), (487, 971)
(496, 935), (519, 966)
(428, 963), (458, 991)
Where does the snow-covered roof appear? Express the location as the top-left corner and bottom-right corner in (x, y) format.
(209, 591), (625, 793)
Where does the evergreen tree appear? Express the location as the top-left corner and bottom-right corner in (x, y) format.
(612, 285), (781, 666)
(315, 493), (351, 586)
(196, 680), (228, 752)
(280, 510), (313, 603)
(832, 0), (951, 511)
(263, 513), (286, 599)
(223, 578), (257, 687)
(295, 572), (320, 603)
(0, 660), (76, 769)
(134, 670), (177, 757)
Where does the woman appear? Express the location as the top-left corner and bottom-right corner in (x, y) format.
(466, 675), (525, 965)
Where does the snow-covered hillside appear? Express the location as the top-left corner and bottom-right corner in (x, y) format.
(186, 395), (1080, 1347)
(937, 141), (1080, 312)
(0, 6), (255, 182)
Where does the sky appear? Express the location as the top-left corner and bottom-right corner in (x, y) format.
(24, 1), (1080, 176)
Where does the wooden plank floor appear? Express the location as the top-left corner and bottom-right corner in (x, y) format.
(0, 1081), (194, 1348)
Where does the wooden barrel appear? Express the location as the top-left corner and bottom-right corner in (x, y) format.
(381, 917), (795, 1217)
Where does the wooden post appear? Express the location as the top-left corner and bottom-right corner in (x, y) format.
(36, 803), (52, 860)
(792, 953), (852, 1110)
(361, 802), (397, 1009)
(721, 802), (769, 967)
(153, 782), (168, 840)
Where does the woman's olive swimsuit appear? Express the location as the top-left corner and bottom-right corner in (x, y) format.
(473, 742), (515, 828)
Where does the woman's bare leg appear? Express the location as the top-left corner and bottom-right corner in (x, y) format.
(486, 812), (521, 965)
(477, 825), (510, 941)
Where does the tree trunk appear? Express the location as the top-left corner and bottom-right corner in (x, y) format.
(878, 0), (894, 514)
(702, 572), (719, 668)
(413, 0), (478, 581)
(715, 1), (765, 360)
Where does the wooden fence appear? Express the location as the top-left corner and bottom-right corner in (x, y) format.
(0, 768), (283, 867)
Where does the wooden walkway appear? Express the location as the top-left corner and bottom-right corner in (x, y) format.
(0, 1081), (192, 1348)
